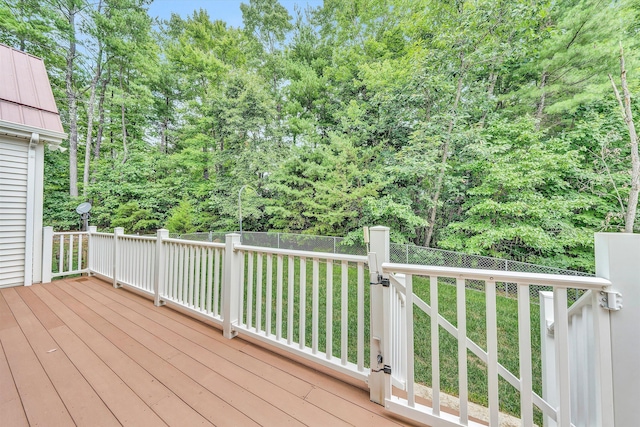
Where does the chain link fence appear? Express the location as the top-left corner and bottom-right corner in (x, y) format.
(172, 231), (590, 303)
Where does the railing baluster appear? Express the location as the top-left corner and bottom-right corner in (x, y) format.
(312, 258), (319, 354)
(59, 234), (64, 273)
(276, 254), (283, 340)
(405, 274), (415, 407)
(287, 255), (294, 345)
(213, 248), (220, 316)
(68, 234), (74, 273)
(554, 287), (571, 426)
(206, 248), (213, 313)
(199, 247), (206, 310)
(341, 260), (348, 366)
(299, 257), (306, 350)
(486, 280), (499, 426)
(188, 246), (195, 307)
(256, 253), (263, 333)
(239, 251), (245, 325)
(266, 253), (273, 336)
(431, 275), (440, 415)
(357, 262), (364, 372)
(326, 260), (333, 360)
(194, 246), (201, 308)
(77, 234), (83, 271)
(181, 244), (188, 304)
(518, 283), (534, 427)
(457, 277), (468, 425)
(247, 252), (254, 329)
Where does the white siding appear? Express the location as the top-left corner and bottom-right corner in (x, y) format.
(0, 137), (28, 288)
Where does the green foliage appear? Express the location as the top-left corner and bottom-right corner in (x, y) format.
(166, 200), (197, 234)
(7, 0), (638, 275)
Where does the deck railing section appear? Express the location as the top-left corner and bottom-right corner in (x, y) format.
(42, 228), (89, 282)
(42, 226), (628, 427)
(375, 261), (614, 427)
(232, 242), (369, 381)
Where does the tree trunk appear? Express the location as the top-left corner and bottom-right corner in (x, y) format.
(120, 63), (128, 164)
(610, 44), (639, 232)
(425, 52), (465, 247)
(83, 44), (103, 197)
(535, 70), (548, 130)
(94, 69), (109, 162)
(66, 6), (78, 197)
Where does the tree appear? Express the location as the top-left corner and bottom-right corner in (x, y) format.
(609, 44), (639, 232)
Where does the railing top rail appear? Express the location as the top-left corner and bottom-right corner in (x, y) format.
(163, 237), (225, 248)
(119, 234), (156, 241)
(91, 232), (114, 237)
(382, 262), (612, 290)
(52, 231), (88, 236)
(234, 244), (369, 263)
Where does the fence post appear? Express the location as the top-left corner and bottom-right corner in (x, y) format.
(154, 229), (169, 306)
(369, 226), (390, 405)
(113, 227), (124, 288)
(539, 291), (557, 427)
(594, 233), (639, 426)
(87, 226), (97, 275)
(223, 233), (241, 339)
(42, 226), (53, 284)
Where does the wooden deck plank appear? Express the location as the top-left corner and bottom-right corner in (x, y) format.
(28, 285), (174, 427)
(14, 285), (65, 330)
(48, 281), (271, 427)
(0, 291), (75, 427)
(4, 287), (120, 427)
(83, 277), (317, 398)
(80, 278), (408, 424)
(0, 340), (29, 427)
(69, 282), (362, 426)
(59, 280), (304, 427)
(39, 283), (233, 427)
(6, 278), (425, 427)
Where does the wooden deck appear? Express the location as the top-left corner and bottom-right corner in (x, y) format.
(0, 276), (421, 426)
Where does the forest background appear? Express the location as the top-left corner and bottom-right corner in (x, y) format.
(1, 0), (639, 273)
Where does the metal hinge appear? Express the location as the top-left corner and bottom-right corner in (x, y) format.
(600, 291), (623, 311)
(370, 274), (390, 287)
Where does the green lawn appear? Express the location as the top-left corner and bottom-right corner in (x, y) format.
(238, 254), (544, 424)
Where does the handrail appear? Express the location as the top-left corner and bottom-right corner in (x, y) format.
(234, 243), (368, 263)
(52, 231), (88, 236)
(163, 237), (225, 248)
(118, 234), (157, 241)
(382, 262), (611, 290)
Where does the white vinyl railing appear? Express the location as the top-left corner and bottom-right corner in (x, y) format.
(41, 225), (627, 427)
(42, 229), (89, 281)
(376, 262), (614, 427)
(232, 242), (369, 381)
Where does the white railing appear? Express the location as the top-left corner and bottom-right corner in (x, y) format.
(42, 228), (89, 281)
(231, 242), (369, 381)
(41, 225), (630, 426)
(376, 262), (614, 427)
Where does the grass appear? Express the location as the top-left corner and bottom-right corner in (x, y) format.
(236, 254), (544, 424)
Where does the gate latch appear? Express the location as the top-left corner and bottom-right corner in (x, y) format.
(370, 274), (390, 287)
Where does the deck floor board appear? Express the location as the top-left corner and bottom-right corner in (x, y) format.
(1, 277), (418, 427)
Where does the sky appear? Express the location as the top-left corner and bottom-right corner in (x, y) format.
(147, 0), (324, 27)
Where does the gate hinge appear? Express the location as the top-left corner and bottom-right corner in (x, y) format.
(370, 274), (390, 287)
(599, 291), (622, 311)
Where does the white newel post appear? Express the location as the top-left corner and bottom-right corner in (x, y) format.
(154, 229), (169, 306)
(87, 226), (97, 275)
(369, 226), (390, 404)
(223, 233), (241, 339)
(113, 227), (124, 288)
(595, 233), (639, 427)
(42, 226), (53, 284)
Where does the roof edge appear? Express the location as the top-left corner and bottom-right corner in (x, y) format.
(0, 119), (67, 145)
